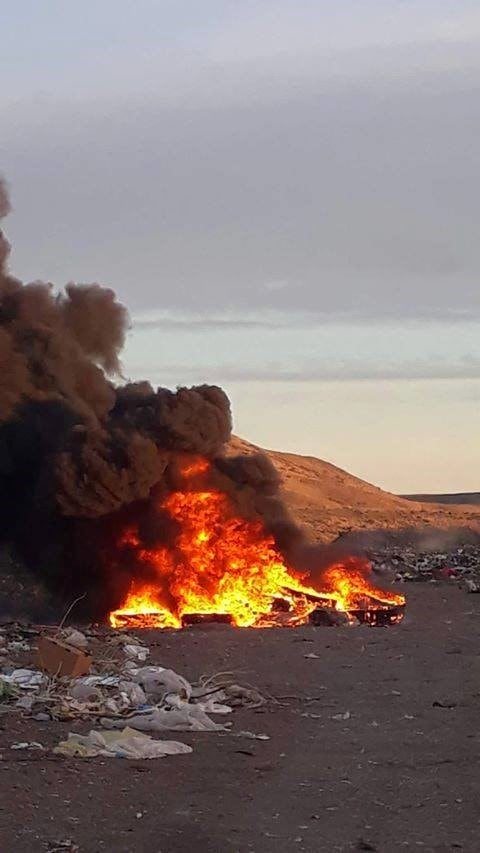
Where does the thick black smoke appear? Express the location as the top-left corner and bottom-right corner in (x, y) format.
(1, 177), (320, 618)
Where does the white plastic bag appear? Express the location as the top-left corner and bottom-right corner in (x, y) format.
(132, 666), (192, 701)
(0, 669), (45, 690)
(102, 701), (229, 733)
(54, 726), (192, 759)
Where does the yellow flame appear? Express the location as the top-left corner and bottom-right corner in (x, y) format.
(109, 487), (405, 629)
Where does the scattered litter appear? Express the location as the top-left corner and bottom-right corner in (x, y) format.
(441, 568), (459, 579)
(206, 699), (234, 715)
(131, 666), (192, 701)
(102, 701), (229, 733)
(77, 674), (120, 688)
(118, 680), (147, 706)
(432, 700), (457, 709)
(37, 636), (91, 677)
(46, 840), (79, 852)
(0, 669), (45, 690)
(7, 640), (31, 653)
(368, 542), (480, 585)
(236, 731), (270, 740)
(54, 726), (192, 759)
(208, 682), (266, 709)
(61, 630), (88, 650)
(16, 695), (37, 711)
(69, 682), (101, 703)
(11, 741), (44, 750)
(0, 627), (268, 751)
(304, 652), (320, 659)
(332, 711), (351, 721)
(123, 644), (150, 662)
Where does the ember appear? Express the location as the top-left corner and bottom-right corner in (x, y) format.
(109, 466), (405, 630)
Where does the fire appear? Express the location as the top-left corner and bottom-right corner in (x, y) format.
(109, 479), (405, 630)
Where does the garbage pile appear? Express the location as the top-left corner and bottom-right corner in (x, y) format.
(369, 544), (480, 590)
(0, 625), (266, 760)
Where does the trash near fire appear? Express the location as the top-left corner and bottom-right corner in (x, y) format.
(0, 565), (406, 763)
(4, 540), (478, 764)
(0, 177), (408, 763)
(0, 625), (272, 759)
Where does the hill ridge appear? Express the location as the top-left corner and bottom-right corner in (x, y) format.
(229, 436), (480, 541)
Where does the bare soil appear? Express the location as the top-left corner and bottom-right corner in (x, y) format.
(0, 584), (479, 853)
(230, 437), (480, 541)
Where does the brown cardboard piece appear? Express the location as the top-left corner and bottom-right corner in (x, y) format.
(37, 636), (92, 677)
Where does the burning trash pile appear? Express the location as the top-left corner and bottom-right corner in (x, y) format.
(107, 484), (405, 630)
(0, 176), (404, 627)
(0, 624), (267, 760)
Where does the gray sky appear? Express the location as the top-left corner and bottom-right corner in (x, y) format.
(2, 1), (479, 491)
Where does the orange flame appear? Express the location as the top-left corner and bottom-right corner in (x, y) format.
(109, 480), (405, 629)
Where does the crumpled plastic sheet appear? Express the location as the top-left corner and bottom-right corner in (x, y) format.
(128, 665), (192, 701)
(2, 653), (264, 742)
(61, 630), (88, 650)
(54, 726), (192, 759)
(102, 696), (230, 733)
(118, 680), (147, 706)
(65, 677), (147, 714)
(0, 669), (45, 690)
(123, 644), (149, 662)
(194, 696), (233, 715)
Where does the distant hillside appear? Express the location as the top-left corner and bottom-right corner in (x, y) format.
(403, 493), (480, 506)
(229, 437), (480, 542)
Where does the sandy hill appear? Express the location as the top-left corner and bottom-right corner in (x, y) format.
(229, 437), (480, 542)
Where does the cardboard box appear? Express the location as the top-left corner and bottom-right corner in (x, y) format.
(37, 636), (92, 677)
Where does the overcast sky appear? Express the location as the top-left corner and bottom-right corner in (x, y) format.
(2, 0), (480, 492)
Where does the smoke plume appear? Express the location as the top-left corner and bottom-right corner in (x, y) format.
(1, 177), (317, 618)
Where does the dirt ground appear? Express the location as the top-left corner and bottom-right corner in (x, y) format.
(0, 584), (478, 853)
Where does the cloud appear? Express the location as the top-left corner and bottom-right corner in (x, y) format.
(206, 2), (480, 71)
(434, 9), (480, 42)
(4, 67), (480, 325)
(3, 2), (480, 329)
(132, 314), (295, 332)
(128, 357), (480, 385)
(132, 308), (480, 333)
